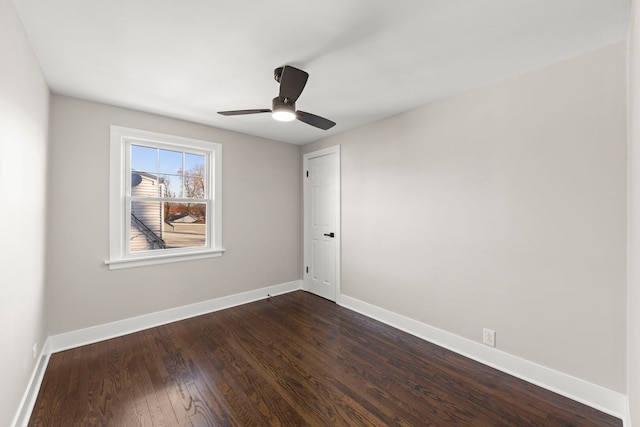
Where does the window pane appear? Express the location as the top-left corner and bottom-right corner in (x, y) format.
(185, 153), (205, 171)
(159, 149), (182, 175)
(129, 200), (206, 252)
(184, 154), (206, 199)
(131, 145), (157, 173)
(183, 174), (205, 199)
(158, 174), (183, 198)
(130, 200), (165, 252)
(131, 172), (163, 197)
(163, 202), (206, 249)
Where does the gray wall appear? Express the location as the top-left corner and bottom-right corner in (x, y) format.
(304, 43), (627, 392)
(628, 0), (639, 423)
(0, 0), (50, 425)
(47, 95), (302, 335)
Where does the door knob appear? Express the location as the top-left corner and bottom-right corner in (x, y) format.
(324, 232), (335, 238)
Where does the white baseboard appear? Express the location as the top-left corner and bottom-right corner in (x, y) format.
(13, 280), (302, 427)
(338, 294), (627, 422)
(13, 282), (627, 426)
(49, 280), (302, 353)
(11, 339), (51, 427)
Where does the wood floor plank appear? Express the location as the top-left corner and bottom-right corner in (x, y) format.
(151, 324), (240, 426)
(222, 319), (383, 425)
(190, 319), (309, 425)
(224, 298), (422, 425)
(28, 291), (622, 426)
(254, 294), (491, 424)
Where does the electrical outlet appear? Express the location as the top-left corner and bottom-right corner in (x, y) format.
(483, 328), (496, 347)
(32, 343), (38, 360)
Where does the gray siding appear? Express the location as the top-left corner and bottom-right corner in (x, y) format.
(130, 174), (163, 252)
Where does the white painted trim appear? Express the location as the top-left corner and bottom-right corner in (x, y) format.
(48, 280), (302, 353)
(105, 248), (225, 269)
(11, 339), (52, 427)
(14, 282), (627, 426)
(12, 280), (302, 427)
(303, 145), (341, 301)
(339, 294), (627, 421)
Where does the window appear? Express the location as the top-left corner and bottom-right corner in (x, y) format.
(107, 126), (223, 269)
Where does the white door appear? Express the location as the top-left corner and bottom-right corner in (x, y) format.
(304, 146), (340, 301)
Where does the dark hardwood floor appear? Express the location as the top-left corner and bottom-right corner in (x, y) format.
(29, 291), (621, 426)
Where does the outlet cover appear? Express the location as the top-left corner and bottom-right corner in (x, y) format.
(483, 328), (496, 347)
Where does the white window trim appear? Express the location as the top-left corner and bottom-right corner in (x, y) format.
(106, 126), (224, 270)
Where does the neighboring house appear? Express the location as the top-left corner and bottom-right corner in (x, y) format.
(130, 172), (166, 251)
(170, 213), (197, 223)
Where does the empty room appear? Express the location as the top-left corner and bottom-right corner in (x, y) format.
(2, 0), (640, 425)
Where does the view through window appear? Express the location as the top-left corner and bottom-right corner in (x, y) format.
(130, 145), (207, 252)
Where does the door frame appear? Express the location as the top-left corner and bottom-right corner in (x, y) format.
(303, 145), (341, 302)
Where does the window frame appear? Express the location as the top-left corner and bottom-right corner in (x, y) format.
(107, 126), (223, 270)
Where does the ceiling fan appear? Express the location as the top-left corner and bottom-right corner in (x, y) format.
(218, 66), (336, 130)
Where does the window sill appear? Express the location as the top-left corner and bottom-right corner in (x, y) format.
(105, 248), (225, 270)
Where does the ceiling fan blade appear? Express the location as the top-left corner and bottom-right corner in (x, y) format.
(217, 109), (271, 116)
(279, 66), (308, 102)
(296, 111), (336, 130)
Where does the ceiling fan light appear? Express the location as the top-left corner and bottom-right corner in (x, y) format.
(272, 109), (296, 122)
(271, 97), (296, 122)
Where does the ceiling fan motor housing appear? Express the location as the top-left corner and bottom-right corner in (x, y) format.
(272, 96), (295, 113)
(274, 67), (284, 83)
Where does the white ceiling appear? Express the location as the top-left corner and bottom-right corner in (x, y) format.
(12, 0), (630, 145)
